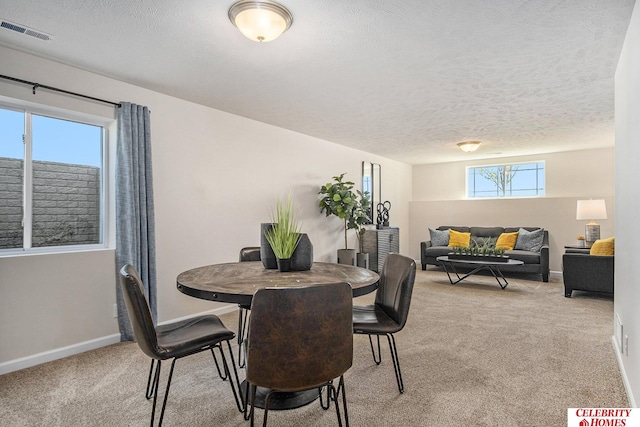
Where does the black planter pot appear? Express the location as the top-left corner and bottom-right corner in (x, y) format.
(277, 258), (291, 272)
(290, 233), (313, 271)
(260, 223), (277, 269)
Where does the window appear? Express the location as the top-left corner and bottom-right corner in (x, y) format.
(466, 161), (544, 198)
(0, 101), (108, 253)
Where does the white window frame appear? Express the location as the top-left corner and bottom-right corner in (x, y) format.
(0, 95), (113, 256)
(465, 160), (545, 199)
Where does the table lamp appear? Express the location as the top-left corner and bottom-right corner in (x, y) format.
(576, 199), (607, 247)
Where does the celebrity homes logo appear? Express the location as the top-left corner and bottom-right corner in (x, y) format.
(568, 408), (638, 426)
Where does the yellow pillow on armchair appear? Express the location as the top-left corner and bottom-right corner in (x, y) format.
(449, 230), (471, 247)
(496, 232), (519, 250)
(590, 237), (615, 256)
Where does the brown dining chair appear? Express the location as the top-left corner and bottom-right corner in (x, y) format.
(352, 253), (416, 393)
(245, 283), (353, 426)
(238, 247), (261, 368)
(119, 265), (243, 427)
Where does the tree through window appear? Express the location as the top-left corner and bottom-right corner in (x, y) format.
(467, 162), (544, 198)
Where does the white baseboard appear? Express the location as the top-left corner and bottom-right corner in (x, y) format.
(0, 334), (121, 375)
(612, 335), (637, 407)
(0, 304), (239, 376)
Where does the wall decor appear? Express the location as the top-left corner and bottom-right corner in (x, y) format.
(362, 162), (381, 224)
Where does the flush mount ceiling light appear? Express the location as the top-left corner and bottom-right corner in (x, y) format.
(457, 141), (482, 152)
(228, 0), (293, 42)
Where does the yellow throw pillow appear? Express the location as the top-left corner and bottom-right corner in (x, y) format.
(495, 232), (518, 250)
(590, 237), (615, 256)
(449, 230), (471, 247)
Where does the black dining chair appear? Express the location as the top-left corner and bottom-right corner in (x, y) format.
(352, 253), (416, 393)
(238, 247), (261, 368)
(118, 265), (243, 427)
(245, 283), (353, 427)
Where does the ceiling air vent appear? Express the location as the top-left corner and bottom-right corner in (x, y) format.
(0, 19), (52, 41)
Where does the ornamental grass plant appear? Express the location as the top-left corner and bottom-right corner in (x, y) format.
(264, 193), (301, 260)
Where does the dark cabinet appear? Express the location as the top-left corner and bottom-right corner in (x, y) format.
(362, 227), (399, 272)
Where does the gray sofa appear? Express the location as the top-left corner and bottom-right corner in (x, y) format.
(420, 226), (550, 282)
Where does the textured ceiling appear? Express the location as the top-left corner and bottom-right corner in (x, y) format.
(0, 0), (635, 164)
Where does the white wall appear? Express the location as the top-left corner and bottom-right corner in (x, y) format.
(0, 45), (412, 368)
(614, 0), (639, 407)
(410, 149), (615, 272)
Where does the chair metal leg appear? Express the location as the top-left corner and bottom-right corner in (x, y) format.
(146, 359), (158, 400)
(319, 381), (332, 410)
(331, 375), (349, 427)
(262, 390), (274, 427)
(339, 376), (349, 427)
(146, 341), (244, 427)
(149, 359), (162, 427)
(368, 334), (382, 365)
(237, 306), (249, 368)
(243, 381), (251, 420)
(149, 358), (177, 427)
(386, 333), (404, 393)
(248, 384), (257, 425)
(217, 340), (244, 412)
(210, 347), (228, 380)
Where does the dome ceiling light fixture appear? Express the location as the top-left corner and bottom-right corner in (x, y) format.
(457, 140), (482, 152)
(228, 0), (293, 43)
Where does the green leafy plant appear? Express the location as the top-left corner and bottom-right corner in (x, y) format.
(318, 173), (371, 250)
(264, 193), (301, 260)
(354, 190), (371, 252)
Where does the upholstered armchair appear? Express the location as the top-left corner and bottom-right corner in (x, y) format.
(562, 253), (614, 297)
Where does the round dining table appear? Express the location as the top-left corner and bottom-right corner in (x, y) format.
(176, 260), (380, 411)
(176, 261), (380, 307)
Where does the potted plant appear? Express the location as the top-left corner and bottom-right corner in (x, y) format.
(354, 191), (372, 268)
(263, 193), (301, 272)
(319, 173), (371, 266)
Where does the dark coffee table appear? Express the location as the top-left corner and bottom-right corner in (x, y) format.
(436, 256), (524, 289)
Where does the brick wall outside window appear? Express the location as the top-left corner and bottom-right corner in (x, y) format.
(0, 157), (100, 249)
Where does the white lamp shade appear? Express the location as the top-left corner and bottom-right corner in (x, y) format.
(576, 199), (607, 221)
(229, 1), (292, 42)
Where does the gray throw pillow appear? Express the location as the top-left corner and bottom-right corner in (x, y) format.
(429, 228), (450, 246)
(514, 228), (544, 252)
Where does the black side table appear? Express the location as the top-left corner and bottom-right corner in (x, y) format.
(564, 245), (591, 254)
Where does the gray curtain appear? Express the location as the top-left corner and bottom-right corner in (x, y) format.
(115, 102), (157, 341)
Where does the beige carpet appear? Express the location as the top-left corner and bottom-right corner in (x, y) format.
(0, 269), (627, 426)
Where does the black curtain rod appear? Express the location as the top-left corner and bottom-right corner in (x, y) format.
(0, 74), (121, 108)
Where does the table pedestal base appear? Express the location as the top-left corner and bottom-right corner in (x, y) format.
(241, 381), (319, 410)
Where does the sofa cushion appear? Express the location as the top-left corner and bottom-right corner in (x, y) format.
(590, 237), (615, 256)
(470, 227), (504, 238)
(514, 228), (544, 252)
(438, 226), (470, 233)
(506, 250), (541, 264)
(424, 246), (452, 258)
(449, 230), (471, 247)
(429, 228), (450, 246)
(496, 232), (518, 250)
